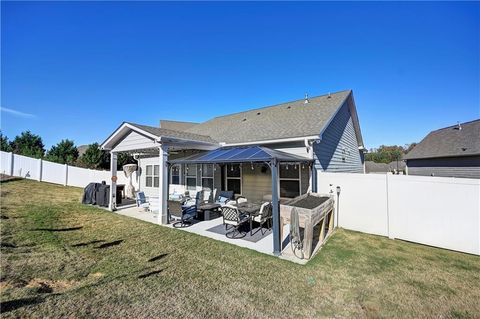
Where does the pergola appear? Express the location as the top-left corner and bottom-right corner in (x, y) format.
(169, 146), (313, 256)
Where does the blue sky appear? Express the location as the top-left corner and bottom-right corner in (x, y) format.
(1, 1), (479, 150)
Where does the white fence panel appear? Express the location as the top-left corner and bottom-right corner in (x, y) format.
(67, 166), (110, 188)
(317, 172), (389, 237)
(317, 171), (480, 255)
(1, 152), (12, 175)
(388, 175), (480, 255)
(12, 154), (39, 180)
(42, 161), (66, 185)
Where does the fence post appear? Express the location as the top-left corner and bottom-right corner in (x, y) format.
(9, 152), (14, 176)
(37, 158), (43, 181)
(386, 173), (395, 239)
(64, 164), (68, 186)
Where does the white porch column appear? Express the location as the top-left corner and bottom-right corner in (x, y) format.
(158, 144), (169, 224)
(109, 152), (118, 211)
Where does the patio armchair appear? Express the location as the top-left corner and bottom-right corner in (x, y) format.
(235, 196), (248, 205)
(136, 192), (150, 211)
(251, 202), (272, 236)
(215, 190), (235, 206)
(172, 205), (198, 228)
(221, 204), (251, 239)
(183, 190), (205, 209)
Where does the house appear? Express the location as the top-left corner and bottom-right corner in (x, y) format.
(100, 89), (365, 255)
(365, 161), (389, 174)
(404, 119), (480, 179)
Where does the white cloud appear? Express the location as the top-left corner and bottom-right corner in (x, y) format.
(0, 107), (36, 118)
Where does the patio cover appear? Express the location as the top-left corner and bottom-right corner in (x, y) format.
(168, 146), (312, 164)
(169, 146), (312, 257)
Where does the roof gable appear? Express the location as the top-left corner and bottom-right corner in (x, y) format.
(404, 119), (480, 160)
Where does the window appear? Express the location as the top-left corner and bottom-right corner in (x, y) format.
(279, 163), (300, 198)
(201, 164), (214, 191)
(185, 164), (197, 191)
(226, 164), (241, 195)
(145, 165), (159, 188)
(170, 164), (180, 185)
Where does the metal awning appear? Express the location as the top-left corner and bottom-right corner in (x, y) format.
(168, 146), (312, 164)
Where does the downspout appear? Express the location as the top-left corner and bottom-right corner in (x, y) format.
(305, 138), (319, 193)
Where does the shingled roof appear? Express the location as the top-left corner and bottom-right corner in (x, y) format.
(404, 119), (480, 160)
(185, 90), (355, 144)
(126, 122), (216, 144)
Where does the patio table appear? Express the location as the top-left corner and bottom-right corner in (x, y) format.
(236, 202), (262, 234)
(198, 203), (221, 221)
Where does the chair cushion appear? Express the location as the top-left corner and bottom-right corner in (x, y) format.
(217, 190), (234, 200)
(216, 196), (229, 205)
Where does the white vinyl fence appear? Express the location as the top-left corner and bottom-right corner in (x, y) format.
(0, 151), (138, 189)
(317, 172), (480, 255)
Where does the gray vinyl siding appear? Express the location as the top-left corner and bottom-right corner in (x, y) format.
(268, 141), (309, 158)
(313, 101), (363, 173)
(112, 131), (157, 152)
(407, 156), (480, 179)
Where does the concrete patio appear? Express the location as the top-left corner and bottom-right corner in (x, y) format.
(113, 205), (305, 263)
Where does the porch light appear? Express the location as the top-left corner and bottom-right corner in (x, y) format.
(231, 165), (234, 171)
(302, 163), (305, 169)
(251, 163), (254, 170)
(294, 164), (297, 170)
(286, 164), (289, 170)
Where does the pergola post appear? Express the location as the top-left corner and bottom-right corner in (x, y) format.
(109, 152), (118, 211)
(158, 144), (169, 224)
(270, 159), (281, 256)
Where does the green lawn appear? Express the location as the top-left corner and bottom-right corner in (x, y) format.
(1, 179), (479, 318)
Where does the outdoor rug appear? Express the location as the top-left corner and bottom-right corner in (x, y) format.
(206, 223), (272, 243)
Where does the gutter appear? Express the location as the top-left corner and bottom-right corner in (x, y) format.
(221, 135), (320, 147)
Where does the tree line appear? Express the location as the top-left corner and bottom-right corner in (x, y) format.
(0, 130), (134, 170)
(365, 144), (417, 164)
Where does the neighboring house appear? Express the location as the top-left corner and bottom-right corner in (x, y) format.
(365, 161), (389, 174)
(387, 160), (406, 174)
(404, 120), (480, 179)
(77, 145), (89, 157)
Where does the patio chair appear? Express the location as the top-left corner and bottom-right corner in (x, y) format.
(235, 196), (248, 205)
(215, 190), (235, 206)
(136, 192), (150, 211)
(183, 190), (205, 209)
(251, 202), (272, 236)
(221, 204), (251, 239)
(172, 205), (198, 228)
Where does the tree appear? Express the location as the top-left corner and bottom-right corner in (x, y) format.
(0, 131), (12, 152)
(365, 145), (405, 164)
(77, 143), (109, 169)
(117, 153), (136, 169)
(11, 131), (45, 158)
(77, 143), (135, 170)
(45, 139), (79, 165)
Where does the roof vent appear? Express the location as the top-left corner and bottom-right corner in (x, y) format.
(242, 118), (247, 122)
(256, 112), (261, 115)
(287, 106), (291, 109)
(456, 121), (462, 130)
(304, 93), (309, 104)
(327, 92), (331, 98)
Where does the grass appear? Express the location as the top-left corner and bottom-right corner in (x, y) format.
(1, 179), (480, 318)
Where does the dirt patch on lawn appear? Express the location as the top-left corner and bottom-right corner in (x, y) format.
(25, 278), (78, 294)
